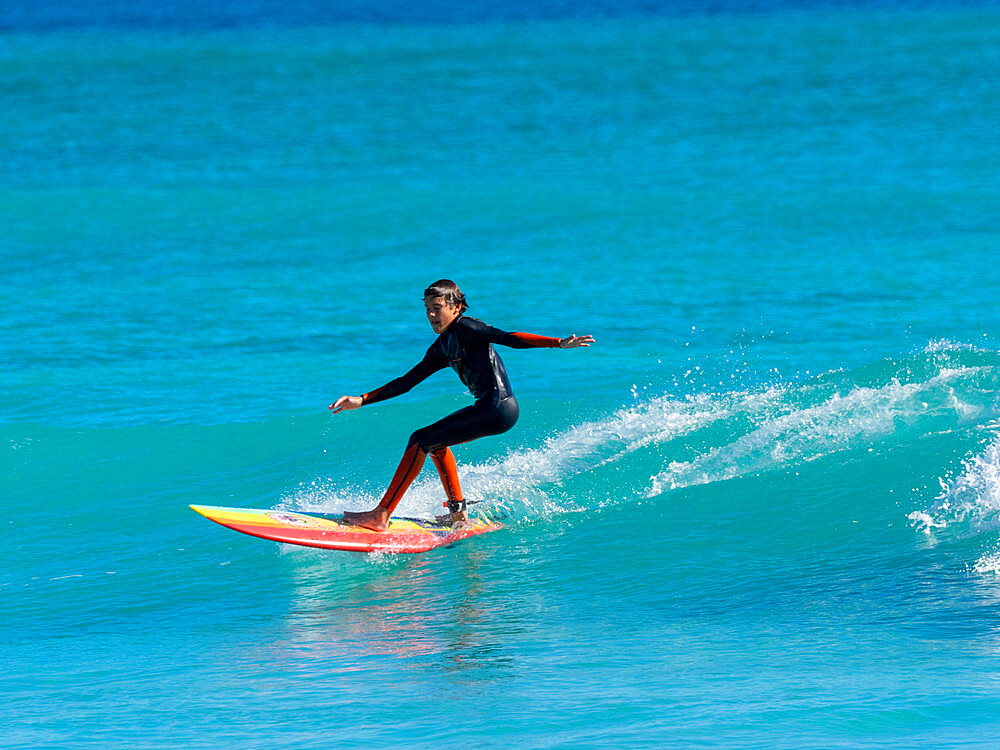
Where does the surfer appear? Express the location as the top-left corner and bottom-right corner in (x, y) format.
(330, 279), (594, 531)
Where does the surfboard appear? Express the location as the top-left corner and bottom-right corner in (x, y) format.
(190, 505), (502, 553)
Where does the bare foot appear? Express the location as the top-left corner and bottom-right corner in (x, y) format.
(342, 507), (390, 532)
(434, 509), (468, 528)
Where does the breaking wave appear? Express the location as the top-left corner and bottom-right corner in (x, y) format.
(289, 344), (1000, 534)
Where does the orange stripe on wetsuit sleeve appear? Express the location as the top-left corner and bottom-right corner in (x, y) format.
(361, 386), (387, 404)
(511, 332), (562, 348)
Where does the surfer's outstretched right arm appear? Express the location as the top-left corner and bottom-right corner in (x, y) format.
(330, 348), (445, 413)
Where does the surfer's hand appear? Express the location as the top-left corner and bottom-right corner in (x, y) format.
(329, 395), (363, 413)
(559, 334), (595, 349)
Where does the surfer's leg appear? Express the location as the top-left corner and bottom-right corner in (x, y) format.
(343, 441), (427, 531)
(416, 399), (519, 525)
(378, 441), (428, 514)
(431, 446), (465, 513)
(409, 408), (476, 526)
(429, 447), (472, 529)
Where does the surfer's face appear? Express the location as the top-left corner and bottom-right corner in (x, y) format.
(424, 295), (461, 334)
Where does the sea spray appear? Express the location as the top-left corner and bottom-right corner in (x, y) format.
(285, 349), (1000, 530)
(911, 431), (1000, 539)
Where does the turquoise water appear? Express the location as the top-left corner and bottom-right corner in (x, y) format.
(5, 3), (1000, 747)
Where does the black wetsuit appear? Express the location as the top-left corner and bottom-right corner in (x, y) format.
(362, 315), (561, 453)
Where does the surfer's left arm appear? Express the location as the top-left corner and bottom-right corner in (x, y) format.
(462, 317), (595, 349)
(511, 332), (594, 348)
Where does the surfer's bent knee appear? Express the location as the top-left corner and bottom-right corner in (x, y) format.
(407, 428), (434, 453)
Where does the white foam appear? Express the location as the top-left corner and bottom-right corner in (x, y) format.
(424, 392), (750, 519)
(287, 354), (1000, 521)
(910, 433), (1000, 537)
(924, 339), (988, 354)
(973, 551), (1000, 575)
(283, 391), (750, 521)
(651, 363), (1000, 497)
(650, 378), (931, 495)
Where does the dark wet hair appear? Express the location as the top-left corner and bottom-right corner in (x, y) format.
(423, 279), (468, 313)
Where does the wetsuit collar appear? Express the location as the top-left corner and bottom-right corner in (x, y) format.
(438, 313), (463, 335)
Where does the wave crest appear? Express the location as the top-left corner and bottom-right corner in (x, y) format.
(291, 345), (1000, 524)
(909, 433), (1000, 537)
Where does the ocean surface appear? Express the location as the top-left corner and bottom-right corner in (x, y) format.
(5, 1), (1000, 747)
